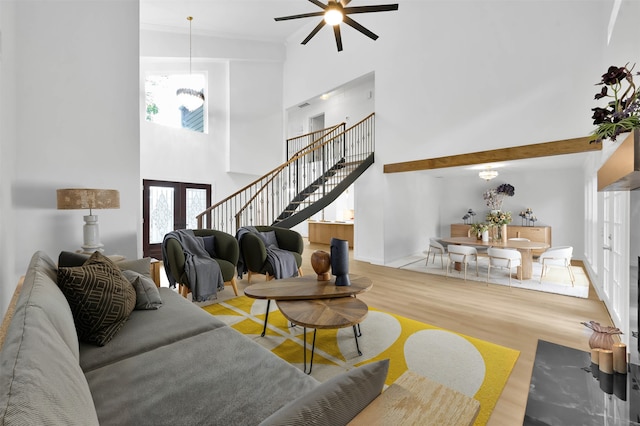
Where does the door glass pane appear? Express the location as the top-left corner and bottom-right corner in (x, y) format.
(186, 188), (207, 229)
(149, 186), (174, 244)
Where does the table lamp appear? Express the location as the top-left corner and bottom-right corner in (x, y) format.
(56, 188), (120, 253)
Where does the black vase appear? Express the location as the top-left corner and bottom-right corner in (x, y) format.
(330, 238), (351, 286)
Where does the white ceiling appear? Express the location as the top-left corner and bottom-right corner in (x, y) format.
(140, 0), (339, 42)
(140, 0), (593, 177)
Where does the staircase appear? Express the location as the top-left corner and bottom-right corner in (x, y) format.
(195, 113), (375, 235)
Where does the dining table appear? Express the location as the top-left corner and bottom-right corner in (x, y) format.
(440, 236), (550, 280)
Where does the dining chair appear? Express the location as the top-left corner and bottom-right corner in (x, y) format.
(487, 247), (522, 287)
(425, 238), (447, 269)
(538, 246), (575, 286)
(446, 245), (478, 281)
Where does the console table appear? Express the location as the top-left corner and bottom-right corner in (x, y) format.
(451, 224), (551, 256)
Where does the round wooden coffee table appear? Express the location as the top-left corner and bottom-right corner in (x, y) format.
(244, 274), (372, 336)
(277, 297), (368, 374)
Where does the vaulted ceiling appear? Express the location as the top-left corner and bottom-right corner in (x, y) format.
(140, 0), (333, 42)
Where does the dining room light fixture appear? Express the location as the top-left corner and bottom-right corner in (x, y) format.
(176, 16), (205, 112)
(479, 168), (499, 181)
(56, 188), (120, 253)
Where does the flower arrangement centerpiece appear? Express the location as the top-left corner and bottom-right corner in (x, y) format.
(486, 210), (512, 226)
(483, 183), (515, 212)
(591, 63), (640, 142)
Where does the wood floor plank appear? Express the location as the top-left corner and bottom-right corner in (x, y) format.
(297, 241), (613, 425)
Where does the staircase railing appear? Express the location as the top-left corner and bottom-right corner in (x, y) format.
(286, 122), (346, 160)
(196, 113), (375, 236)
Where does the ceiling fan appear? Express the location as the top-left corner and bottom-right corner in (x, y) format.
(274, 0), (399, 52)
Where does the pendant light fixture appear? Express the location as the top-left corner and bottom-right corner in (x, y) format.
(176, 16), (205, 112)
(479, 167), (499, 181)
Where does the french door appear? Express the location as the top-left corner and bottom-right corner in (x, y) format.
(602, 190), (629, 338)
(143, 180), (211, 259)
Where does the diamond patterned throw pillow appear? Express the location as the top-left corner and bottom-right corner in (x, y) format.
(57, 251), (136, 346)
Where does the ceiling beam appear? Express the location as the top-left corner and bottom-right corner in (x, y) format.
(383, 136), (602, 174)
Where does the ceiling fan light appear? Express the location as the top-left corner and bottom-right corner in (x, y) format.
(324, 9), (343, 26)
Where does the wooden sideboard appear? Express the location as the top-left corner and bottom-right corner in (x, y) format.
(450, 224), (551, 256)
(308, 221), (354, 248)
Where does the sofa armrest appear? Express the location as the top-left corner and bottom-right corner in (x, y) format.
(165, 238), (186, 283)
(0, 277), (23, 351)
(241, 232), (268, 272)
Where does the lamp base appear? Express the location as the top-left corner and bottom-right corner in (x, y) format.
(82, 215), (104, 254)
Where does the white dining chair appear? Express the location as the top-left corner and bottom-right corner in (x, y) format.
(446, 245), (478, 281)
(487, 247), (522, 287)
(538, 246), (575, 286)
(508, 238), (530, 242)
(425, 238), (447, 269)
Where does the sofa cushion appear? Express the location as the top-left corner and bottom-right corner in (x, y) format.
(84, 326), (319, 425)
(122, 270), (163, 310)
(0, 251), (99, 425)
(115, 257), (151, 276)
(57, 252), (136, 346)
(258, 359), (389, 426)
(79, 288), (226, 372)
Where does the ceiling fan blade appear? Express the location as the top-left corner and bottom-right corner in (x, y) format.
(307, 0), (328, 9)
(343, 4), (399, 15)
(343, 15), (379, 40)
(302, 20), (327, 45)
(333, 25), (343, 52)
(340, 0), (353, 5)
(275, 11), (325, 21)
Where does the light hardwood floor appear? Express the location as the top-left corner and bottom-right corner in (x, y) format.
(169, 240), (613, 425)
(293, 242), (612, 425)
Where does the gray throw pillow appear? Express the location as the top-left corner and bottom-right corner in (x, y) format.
(259, 231), (279, 248)
(122, 270), (163, 310)
(200, 235), (217, 258)
(115, 257), (151, 276)
(259, 359), (389, 426)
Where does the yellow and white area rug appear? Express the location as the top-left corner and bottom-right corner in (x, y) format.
(204, 296), (519, 426)
(394, 254), (589, 298)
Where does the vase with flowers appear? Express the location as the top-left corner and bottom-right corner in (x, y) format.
(486, 211), (512, 241)
(483, 183), (515, 212)
(591, 63), (640, 142)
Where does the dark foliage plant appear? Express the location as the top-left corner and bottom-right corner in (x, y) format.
(591, 63), (640, 142)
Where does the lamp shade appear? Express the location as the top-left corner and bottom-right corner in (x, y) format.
(56, 189), (120, 211)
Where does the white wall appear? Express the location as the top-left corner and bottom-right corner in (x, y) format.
(439, 168), (585, 254)
(283, 0), (607, 264)
(0, 1), (17, 316)
(228, 61), (284, 175)
(286, 72), (375, 136)
(140, 30), (286, 202)
(0, 0), (140, 315)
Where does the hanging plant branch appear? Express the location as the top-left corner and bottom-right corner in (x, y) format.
(591, 63), (640, 142)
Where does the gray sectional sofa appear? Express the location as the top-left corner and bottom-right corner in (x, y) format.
(0, 251), (388, 425)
